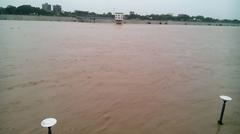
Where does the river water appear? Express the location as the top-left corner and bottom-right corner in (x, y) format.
(0, 20), (240, 134)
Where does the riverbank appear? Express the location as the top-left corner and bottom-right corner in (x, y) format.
(0, 15), (78, 22)
(0, 15), (240, 26)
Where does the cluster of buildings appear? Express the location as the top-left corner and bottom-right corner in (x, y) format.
(42, 2), (125, 24)
(42, 3), (62, 15)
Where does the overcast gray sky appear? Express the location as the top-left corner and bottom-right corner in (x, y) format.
(1, 0), (239, 19)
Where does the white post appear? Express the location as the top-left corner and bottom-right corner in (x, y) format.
(218, 95), (232, 125)
(41, 118), (57, 134)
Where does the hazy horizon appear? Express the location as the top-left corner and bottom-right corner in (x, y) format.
(1, 0), (240, 20)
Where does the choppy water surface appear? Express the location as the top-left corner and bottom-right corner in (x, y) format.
(0, 20), (240, 134)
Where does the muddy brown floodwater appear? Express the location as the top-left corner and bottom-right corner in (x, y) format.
(0, 20), (240, 134)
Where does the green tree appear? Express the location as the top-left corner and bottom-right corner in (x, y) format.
(177, 14), (190, 21)
(15, 5), (35, 15)
(5, 5), (16, 14)
(195, 15), (204, 21)
(74, 10), (89, 16)
(0, 7), (5, 14)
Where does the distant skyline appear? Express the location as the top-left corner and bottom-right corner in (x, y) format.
(1, 0), (239, 20)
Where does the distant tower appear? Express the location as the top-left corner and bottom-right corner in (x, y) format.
(42, 3), (51, 12)
(53, 4), (62, 15)
(115, 12), (124, 24)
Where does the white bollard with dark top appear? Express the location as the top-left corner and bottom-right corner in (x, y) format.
(218, 95), (232, 125)
(41, 118), (57, 134)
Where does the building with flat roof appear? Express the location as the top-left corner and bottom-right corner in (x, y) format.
(115, 12), (124, 24)
(53, 5), (62, 15)
(42, 3), (51, 12)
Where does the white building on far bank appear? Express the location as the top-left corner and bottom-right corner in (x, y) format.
(115, 12), (124, 24)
